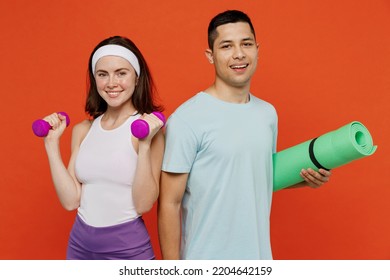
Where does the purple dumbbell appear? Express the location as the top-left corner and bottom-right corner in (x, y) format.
(131, 111), (166, 139)
(32, 112), (70, 137)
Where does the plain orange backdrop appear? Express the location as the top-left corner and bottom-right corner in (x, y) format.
(0, 0), (389, 260)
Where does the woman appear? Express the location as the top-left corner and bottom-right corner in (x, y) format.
(42, 36), (164, 259)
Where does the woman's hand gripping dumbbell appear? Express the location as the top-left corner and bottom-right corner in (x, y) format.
(131, 111), (165, 139)
(32, 112), (70, 137)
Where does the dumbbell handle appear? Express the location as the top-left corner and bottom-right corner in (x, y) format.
(32, 112), (70, 137)
(131, 111), (166, 139)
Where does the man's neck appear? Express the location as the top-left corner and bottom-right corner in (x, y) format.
(204, 83), (250, 104)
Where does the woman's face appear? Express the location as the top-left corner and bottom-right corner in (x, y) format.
(94, 55), (138, 109)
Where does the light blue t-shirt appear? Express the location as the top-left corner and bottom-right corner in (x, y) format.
(162, 92), (278, 260)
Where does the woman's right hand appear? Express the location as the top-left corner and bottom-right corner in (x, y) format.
(43, 112), (68, 140)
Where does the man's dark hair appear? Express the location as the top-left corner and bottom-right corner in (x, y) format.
(208, 10), (256, 50)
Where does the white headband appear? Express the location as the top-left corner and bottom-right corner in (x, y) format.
(91, 44), (141, 76)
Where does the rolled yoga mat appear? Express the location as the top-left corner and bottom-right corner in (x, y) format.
(273, 121), (377, 191)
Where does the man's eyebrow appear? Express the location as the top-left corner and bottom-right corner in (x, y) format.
(218, 37), (255, 45)
(218, 39), (233, 45)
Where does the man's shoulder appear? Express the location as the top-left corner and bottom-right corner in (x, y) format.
(250, 95), (277, 112)
(251, 94), (273, 105)
(174, 92), (207, 114)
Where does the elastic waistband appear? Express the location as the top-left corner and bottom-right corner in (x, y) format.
(69, 214), (152, 253)
(76, 213), (142, 232)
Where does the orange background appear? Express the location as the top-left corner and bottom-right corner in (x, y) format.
(0, 0), (389, 260)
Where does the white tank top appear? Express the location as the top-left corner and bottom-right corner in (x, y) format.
(75, 114), (140, 227)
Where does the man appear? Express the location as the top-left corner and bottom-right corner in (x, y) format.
(158, 10), (331, 260)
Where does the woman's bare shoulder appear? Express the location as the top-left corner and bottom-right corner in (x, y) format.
(71, 119), (93, 144)
(74, 119), (93, 130)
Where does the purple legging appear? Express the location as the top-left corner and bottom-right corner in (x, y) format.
(66, 214), (155, 260)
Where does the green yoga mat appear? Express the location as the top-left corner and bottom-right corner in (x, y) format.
(273, 121), (377, 191)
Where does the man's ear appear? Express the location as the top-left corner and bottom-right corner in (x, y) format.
(205, 49), (214, 64)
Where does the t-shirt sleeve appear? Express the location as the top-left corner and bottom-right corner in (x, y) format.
(162, 113), (199, 173)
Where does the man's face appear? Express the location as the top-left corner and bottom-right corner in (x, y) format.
(206, 22), (259, 89)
